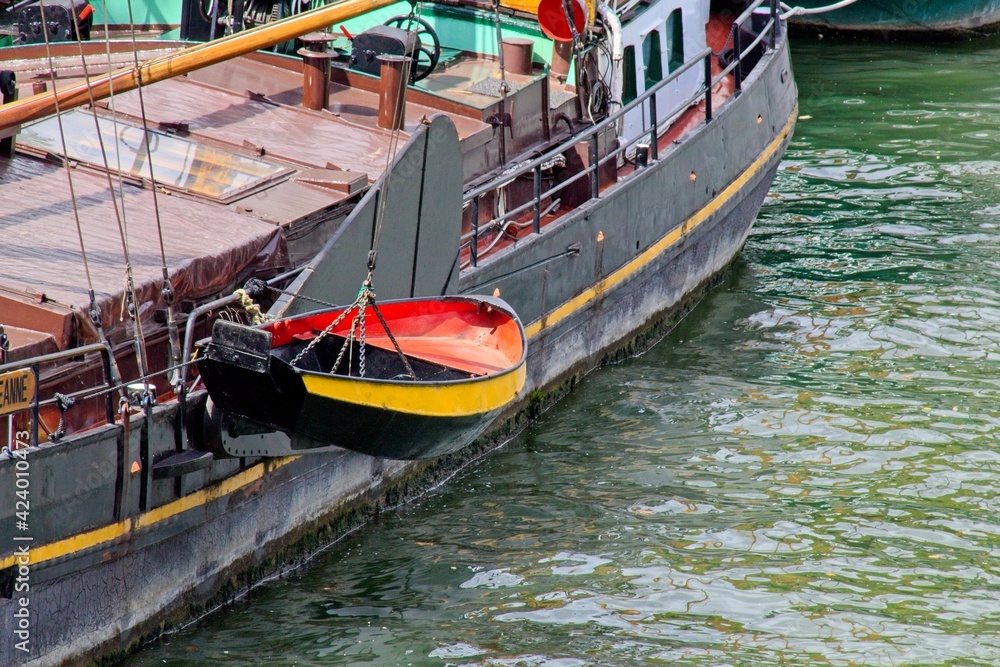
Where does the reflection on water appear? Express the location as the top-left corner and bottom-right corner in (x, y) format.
(126, 38), (1000, 666)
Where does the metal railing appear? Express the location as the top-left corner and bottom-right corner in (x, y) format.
(1, 265), (306, 451)
(462, 0), (781, 268)
(727, 0), (782, 94)
(1, 343), (117, 449)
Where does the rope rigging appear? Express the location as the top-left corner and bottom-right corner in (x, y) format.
(122, 0), (185, 391)
(51, 1), (152, 393)
(36, 1), (126, 397)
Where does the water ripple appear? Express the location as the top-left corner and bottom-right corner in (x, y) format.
(125, 37), (1000, 667)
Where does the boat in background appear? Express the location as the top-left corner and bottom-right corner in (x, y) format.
(197, 295), (527, 460)
(785, 0), (1000, 37)
(0, 0), (797, 663)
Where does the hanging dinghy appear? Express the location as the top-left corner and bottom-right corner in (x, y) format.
(196, 295), (526, 459)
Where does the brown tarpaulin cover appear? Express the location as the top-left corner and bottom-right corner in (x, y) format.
(0, 152), (288, 349)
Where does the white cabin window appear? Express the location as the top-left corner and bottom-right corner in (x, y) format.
(642, 30), (663, 90)
(623, 45), (638, 104)
(666, 8), (684, 72)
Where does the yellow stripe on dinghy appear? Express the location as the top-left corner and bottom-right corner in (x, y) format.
(300, 364), (527, 418)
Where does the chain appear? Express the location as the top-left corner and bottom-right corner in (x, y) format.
(280, 256), (415, 380)
(358, 304), (367, 378)
(372, 302), (416, 380)
(330, 307), (364, 374)
(289, 298), (358, 367)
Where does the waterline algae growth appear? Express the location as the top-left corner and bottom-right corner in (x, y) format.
(124, 37), (1000, 665)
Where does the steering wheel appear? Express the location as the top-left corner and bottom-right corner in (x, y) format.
(382, 15), (441, 82)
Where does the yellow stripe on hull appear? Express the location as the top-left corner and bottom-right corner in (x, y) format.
(300, 364), (527, 418)
(0, 457), (297, 570)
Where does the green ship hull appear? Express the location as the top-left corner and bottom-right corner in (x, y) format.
(788, 0), (1000, 35)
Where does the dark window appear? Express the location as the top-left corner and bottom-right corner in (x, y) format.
(667, 8), (684, 72)
(642, 30), (662, 90)
(623, 45), (637, 104)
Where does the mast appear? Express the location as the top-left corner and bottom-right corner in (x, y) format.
(0, 0), (397, 129)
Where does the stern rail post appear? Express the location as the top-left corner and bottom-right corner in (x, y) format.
(648, 93), (658, 161)
(100, 345), (116, 424)
(770, 0), (779, 49)
(589, 134), (600, 199)
(30, 362), (40, 448)
(733, 25), (743, 93)
(471, 196), (480, 267)
(704, 53), (713, 123)
(533, 165), (542, 234)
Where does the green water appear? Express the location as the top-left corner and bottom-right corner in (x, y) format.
(125, 38), (1000, 666)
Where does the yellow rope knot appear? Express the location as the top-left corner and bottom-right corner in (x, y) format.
(234, 288), (269, 326)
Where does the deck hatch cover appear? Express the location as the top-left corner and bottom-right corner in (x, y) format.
(20, 109), (289, 202)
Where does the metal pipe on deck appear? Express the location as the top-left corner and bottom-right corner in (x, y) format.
(377, 55), (410, 131)
(299, 32), (335, 111)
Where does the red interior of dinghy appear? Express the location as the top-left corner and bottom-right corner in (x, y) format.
(265, 299), (524, 377)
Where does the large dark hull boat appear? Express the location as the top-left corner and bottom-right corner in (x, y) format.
(786, 0), (1000, 36)
(0, 0), (797, 664)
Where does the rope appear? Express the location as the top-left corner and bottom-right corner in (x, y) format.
(492, 0), (510, 166)
(328, 13), (417, 380)
(37, 3), (94, 295)
(241, 277), (341, 310)
(234, 288), (269, 325)
(35, 3), (124, 399)
(123, 0), (169, 273)
(121, 0), (184, 383)
(67, 1), (150, 381)
(370, 59), (412, 258)
(47, 393), (77, 442)
(780, 0), (862, 19)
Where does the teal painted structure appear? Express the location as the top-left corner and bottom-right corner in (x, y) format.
(335, 1), (558, 63)
(91, 0), (181, 27)
(88, 1), (558, 63)
(789, 0), (1000, 34)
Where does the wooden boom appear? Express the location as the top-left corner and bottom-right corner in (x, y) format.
(0, 0), (397, 128)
